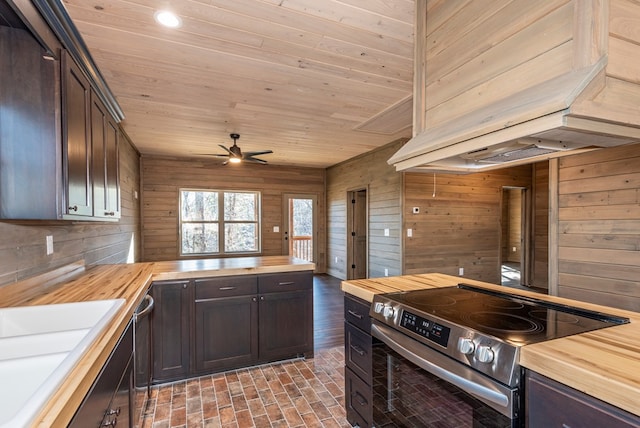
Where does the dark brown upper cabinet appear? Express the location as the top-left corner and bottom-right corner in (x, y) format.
(63, 51), (93, 218)
(90, 89), (120, 219)
(0, 10), (121, 221)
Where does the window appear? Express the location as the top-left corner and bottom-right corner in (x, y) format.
(180, 189), (260, 255)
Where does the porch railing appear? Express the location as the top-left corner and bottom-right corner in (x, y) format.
(291, 236), (313, 261)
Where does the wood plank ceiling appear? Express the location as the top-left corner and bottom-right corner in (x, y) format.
(62, 0), (415, 168)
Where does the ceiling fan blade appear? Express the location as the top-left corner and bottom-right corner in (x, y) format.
(197, 153), (230, 157)
(244, 157), (268, 164)
(243, 150), (273, 157)
(218, 144), (232, 154)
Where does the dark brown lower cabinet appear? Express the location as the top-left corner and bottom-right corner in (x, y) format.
(343, 294), (373, 428)
(151, 279), (191, 383)
(258, 272), (314, 361)
(152, 271), (313, 384)
(194, 275), (259, 373)
(68, 321), (133, 428)
(526, 370), (640, 428)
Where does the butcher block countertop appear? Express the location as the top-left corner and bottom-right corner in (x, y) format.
(342, 273), (640, 417)
(0, 256), (314, 428)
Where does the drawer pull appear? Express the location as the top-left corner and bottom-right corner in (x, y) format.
(350, 344), (365, 356)
(347, 309), (363, 319)
(277, 281), (295, 286)
(105, 407), (120, 416)
(219, 286), (237, 291)
(352, 391), (367, 406)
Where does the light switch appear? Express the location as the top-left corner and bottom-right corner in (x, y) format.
(407, 228), (412, 237)
(46, 235), (54, 255)
(384, 228), (389, 237)
(273, 226), (280, 233)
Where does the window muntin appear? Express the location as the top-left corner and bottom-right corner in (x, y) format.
(180, 189), (260, 255)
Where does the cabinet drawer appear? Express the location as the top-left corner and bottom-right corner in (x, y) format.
(345, 366), (372, 428)
(258, 271), (312, 293)
(345, 322), (372, 382)
(344, 294), (371, 332)
(526, 371), (640, 428)
(195, 276), (257, 299)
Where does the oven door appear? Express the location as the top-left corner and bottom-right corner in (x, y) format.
(371, 321), (522, 428)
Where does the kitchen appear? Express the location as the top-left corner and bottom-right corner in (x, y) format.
(1, 0), (639, 427)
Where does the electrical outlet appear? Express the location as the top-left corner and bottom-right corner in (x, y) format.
(273, 226), (280, 233)
(384, 228), (389, 237)
(335, 256), (338, 263)
(459, 267), (464, 276)
(46, 235), (54, 255)
(407, 228), (412, 237)
(512, 246), (517, 252)
(384, 268), (389, 277)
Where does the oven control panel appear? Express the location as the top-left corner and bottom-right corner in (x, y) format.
(399, 310), (450, 348)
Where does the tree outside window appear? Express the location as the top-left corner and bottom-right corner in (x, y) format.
(180, 189), (260, 255)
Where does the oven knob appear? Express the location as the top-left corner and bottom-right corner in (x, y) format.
(458, 338), (475, 355)
(373, 302), (385, 314)
(475, 345), (495, 363)
(382, 306), (395, 319)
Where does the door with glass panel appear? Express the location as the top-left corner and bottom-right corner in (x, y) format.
(283, 194), (316, 262)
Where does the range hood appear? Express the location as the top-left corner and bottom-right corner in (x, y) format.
(389, 0), (640, 173)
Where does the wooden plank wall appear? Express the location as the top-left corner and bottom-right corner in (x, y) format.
(403, 165), (534, 284)
(326, 140), (405, 280)
(140, 156), (326, 272)
(532, 162), (549, 289)
(0, 133), (141, 287)
(556, 142), (640, 311)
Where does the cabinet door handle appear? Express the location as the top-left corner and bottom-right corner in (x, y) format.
(277, 281), (295, 286)
(350, 344), (365, 356)
(260, 296), (265, 300)
(68, 205), (78, 212)
(104, 211), (115, 216)
(347, 309), (363, 319)
(252, 297), (257, 302)
(182, 283), (188, 289)
(219, 286), (236, 291)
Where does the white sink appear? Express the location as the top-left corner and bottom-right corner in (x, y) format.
(0, 299), (125, 428)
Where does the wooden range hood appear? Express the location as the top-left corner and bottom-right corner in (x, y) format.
(389, 0), (640, 173)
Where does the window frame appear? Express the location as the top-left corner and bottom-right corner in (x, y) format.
(179, 188), (262, 257)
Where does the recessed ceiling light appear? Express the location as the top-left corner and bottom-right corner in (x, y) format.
(154, 10), (182, 28)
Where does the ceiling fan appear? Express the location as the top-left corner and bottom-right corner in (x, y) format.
(212, 133), (273, 165)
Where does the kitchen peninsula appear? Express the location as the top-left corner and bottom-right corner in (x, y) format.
(0, 256), (314, 427)
(342, 274), (640, 423)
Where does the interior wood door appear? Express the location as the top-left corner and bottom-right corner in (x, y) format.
(347, 189), (367, 280)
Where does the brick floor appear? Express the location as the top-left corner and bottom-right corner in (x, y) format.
(141, 346), (349, 428)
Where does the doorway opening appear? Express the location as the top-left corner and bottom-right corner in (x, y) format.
(283, 194), (316, 262)
(500, 187), (531, 287)
(347, 188), (367, 280)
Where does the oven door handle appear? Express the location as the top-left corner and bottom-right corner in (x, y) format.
(371, 321), (516, 418)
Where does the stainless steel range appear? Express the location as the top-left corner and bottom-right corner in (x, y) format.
(369, 284), (629, 427)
